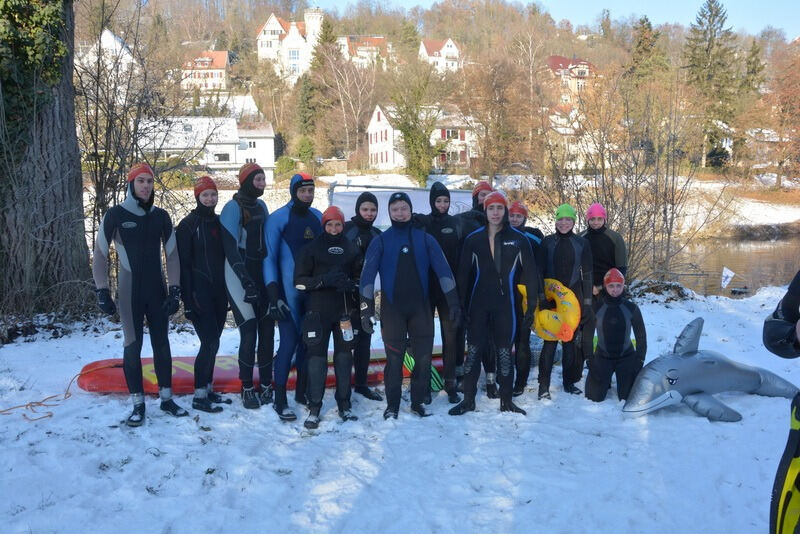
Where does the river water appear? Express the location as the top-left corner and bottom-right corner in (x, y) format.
(670, 236), (800, 297)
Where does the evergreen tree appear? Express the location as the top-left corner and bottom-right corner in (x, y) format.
(740, 39), (765, 96)
(296, 74), (317, 135)
(600, 9), (613, 41)
(627, 16), (668, 81)
(682, 0), (739, 165)
(310, 18), (338, 72)
(395, 19), (421, 61)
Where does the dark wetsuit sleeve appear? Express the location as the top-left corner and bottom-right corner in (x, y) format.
(293, 246), (320, 291)
(359, 235), (383, 302)
(351, 248), (364, 284)
(219, 201), (253, 287)
(425, 233), (459, 308)
(162, 212), (180, 286)
(631, 303), (647, 362)
(92, 210), (116, 289)
(520, 236), (543, 305)
(175, 217), (194, 307)
(581, 238), (594, 306)
(781, 270), (800, 323)
(457, 237), (475, 309)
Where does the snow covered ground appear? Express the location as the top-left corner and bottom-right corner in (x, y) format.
(1, 285), (797, 533)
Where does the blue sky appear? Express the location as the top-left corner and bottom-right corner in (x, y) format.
(312, 0), (799, 39)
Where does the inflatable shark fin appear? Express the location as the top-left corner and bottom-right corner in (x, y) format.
(673, 318), (704, 355)
(770, 393), (800, 534)
(682, 392), (742, 422)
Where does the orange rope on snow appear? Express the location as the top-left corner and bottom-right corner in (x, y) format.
(0, 363), (121, 422)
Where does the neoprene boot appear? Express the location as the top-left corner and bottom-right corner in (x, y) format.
(273, 385), (297, 421)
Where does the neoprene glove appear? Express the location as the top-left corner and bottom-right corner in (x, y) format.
(322, 271), (347, 288)
(163, 286), (181, 316)
(242, 280), (260, 305)
(360, 299), (375, 335)
(265, 283), (290, 320)
(184, 307), (198, 323)
(334, 277), (358, 292)
(522, 310), (535, 331)
(96, 288), (116, 316)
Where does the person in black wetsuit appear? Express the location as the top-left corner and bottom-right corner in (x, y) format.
(294, 206), (363, 429)
(584, 268), (647, 402)
(219, 163), (273, 410)
(92, 163), (187, 426)
(508, 200), (544, 396)
(343, 192), (383, 402)
(450, 192), (544, 416)
(537, 203), (593, 399)
(415, 181), (464, 403)
(176, 176), (231, 413)
(764, 269), (800, 359)
(360, 192), (461, 419)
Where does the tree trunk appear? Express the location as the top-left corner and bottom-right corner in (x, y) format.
(0, 1), (90, 315)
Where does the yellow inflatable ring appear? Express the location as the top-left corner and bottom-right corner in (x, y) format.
(526, 278), (580, 342)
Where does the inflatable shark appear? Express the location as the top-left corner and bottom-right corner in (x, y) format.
(623, 318), (798, 422)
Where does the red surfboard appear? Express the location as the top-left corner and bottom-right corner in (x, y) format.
(77, 349), (445, 395)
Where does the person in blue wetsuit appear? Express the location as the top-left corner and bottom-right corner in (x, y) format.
(449, 192), (544, 416)
(219, 163), (272, 410)
(92, 163), (186, 426)
(176, 176), (231, 413)
(264, 172), (322, 421)
(508, 200), (544, 397)
(342, 192), (383, 402)
(359, 192), (461, 419)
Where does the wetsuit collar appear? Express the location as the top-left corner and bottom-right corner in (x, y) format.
(239, 179), (264, 199)
(390, 218), (412, 230)
(351, 214), (374, 230)
(194, 201), (216, 219)
(122, 187), (149, 216)
(291, 198), (312, 215)
(588, 225), (607, 234)
(322, 230), (344, 245)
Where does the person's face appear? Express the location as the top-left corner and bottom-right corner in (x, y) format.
(606, 282), (624, 297)
(434, 196), (450, 214)
(509, 212), (525, 228)
(325, 219), (343, 235)
(296, 184), (315, 203)
(133, 173), (154, 199)
(477, 190), (490, 204)
(198, 189), (218, 208)
(556, 217), (574, 234)
(486, 203), (505, 225)
(359, 201), (377, 222)
(588, 216), (605, 230)
(251, 173), (266, 190)
(389, 201), (411, 222)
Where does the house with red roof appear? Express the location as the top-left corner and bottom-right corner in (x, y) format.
(255, 8), (323, 84)
(546, 54), (595, 104)
(337, 35), (393, 68)
(181, 50), (229, 92)
(418, 38), (462, 73)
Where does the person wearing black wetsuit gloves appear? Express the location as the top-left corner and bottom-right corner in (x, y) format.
(508, 200), (544, 396)
(450, 192), (544, 416)
(219, 163), (273, 410)
(176, 176), (231, 413)
(343, 192), (383, 402)
(537, 203), (593, 399)
(92, 163), (187, 426)
(295, 206), (363, 429)
(764, 269), (800, 359)
(360, 192), (461, 419)
(416, 181), (464, 403)
(584, 268), (647, 402)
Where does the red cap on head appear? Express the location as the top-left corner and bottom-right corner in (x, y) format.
(472, 181), (493, 197)
(322, 206), (345, 227)
(127, 163), (154, 183)
(483, 191), (507, 209)
(194, 175), (217, 198)
(238, 162), (263, 185)
(603, 268), (625, 287)
(509, 201), (528, 217)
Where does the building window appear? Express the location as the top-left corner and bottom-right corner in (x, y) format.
(377, 111), (381, 122)
(248, 141), (256, 148)
(289, 49), (300, 60)
(446, 129), (459, 140)
(290, 64), (298, 74)
(270, 29), (281, 35)
(577, 80), (585, 91)
(214, 153), (230, 162)
(578, 69), (587, 77)
(182, 123), (193, 132)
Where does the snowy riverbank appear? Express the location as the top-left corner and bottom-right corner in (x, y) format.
(1, 284), (797, 532)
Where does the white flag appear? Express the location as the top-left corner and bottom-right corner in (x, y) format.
(721, 267), (735, 289)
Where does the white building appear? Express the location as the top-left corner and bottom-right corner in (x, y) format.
(76, 29), (138, 103)
(418, 38), (462, 73)
(181, 50), (229, 92)
(138, 117), (275, 181)
(366, 104), (478, 171)
(255, 9), (323, 84)
(546, 55), (594, 104)
(337, 35), (392, 68)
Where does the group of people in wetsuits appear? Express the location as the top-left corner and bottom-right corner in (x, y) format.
(93, 162), (648, 428)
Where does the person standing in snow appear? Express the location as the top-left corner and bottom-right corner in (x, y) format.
(93, 163), (187, 426)
(176, 176), (231, 413)
(343, 192), (384, 402)
(294, 206), (363, 429)
(764, 269), (800, 359)
(220, 163), (273, 410)
(449, 192), (543, 416)
(584, 268), (647, 402)
(508, 200), (544, 396)
(359, 192), (461, 419)
(537, 203), (593, 400)
(264, 172), (322, 421)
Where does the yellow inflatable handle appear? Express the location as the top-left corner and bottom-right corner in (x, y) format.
(518, 278), (581, 342)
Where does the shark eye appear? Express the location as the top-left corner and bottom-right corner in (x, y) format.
(666, 369), (679, 386)
(667, 377), (677, 385)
